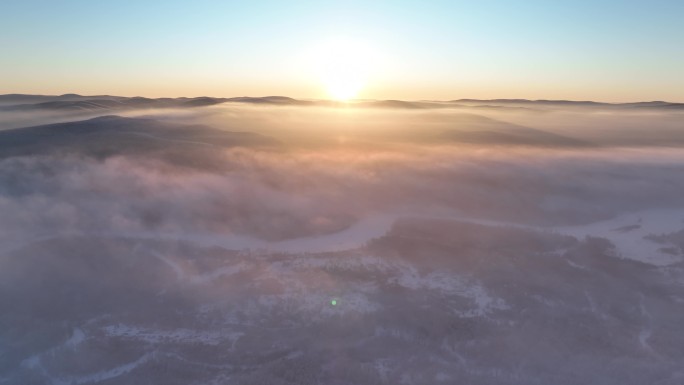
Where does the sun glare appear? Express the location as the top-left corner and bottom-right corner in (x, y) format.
(315, 38), (374, 101)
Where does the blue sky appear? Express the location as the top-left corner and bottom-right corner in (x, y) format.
(1, 0), (683, 101)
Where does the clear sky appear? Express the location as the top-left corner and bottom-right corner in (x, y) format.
(1, 0), (683, 101)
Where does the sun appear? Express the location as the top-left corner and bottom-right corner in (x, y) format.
(327, 76), (363, 101)
(315, 38), (374, 101)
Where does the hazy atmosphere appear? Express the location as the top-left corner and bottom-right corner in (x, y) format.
(2, 1), (684, 385)
(2, 1), (684, 101)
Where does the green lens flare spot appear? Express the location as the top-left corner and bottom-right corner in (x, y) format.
(331, 299), (337, 306)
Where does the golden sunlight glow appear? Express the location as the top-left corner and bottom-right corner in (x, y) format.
(315, 38), (375, 101)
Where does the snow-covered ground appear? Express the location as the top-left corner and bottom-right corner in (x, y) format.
(553, 209), (684, 266)
(4, 207), (683, 267)
(187, 207), (684, 266)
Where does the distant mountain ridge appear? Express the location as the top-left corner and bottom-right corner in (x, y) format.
(1, 94), (682, 111)
(452, 98), (684, 109)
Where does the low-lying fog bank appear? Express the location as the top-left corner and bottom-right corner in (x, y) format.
(1, 100), (684, 384)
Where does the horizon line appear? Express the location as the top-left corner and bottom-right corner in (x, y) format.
(1, 92), (683, 105)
